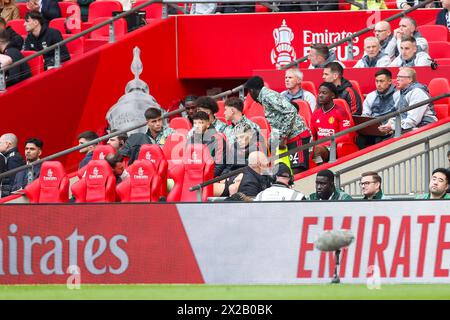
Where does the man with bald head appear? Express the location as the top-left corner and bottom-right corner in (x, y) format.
(354, 37), (391, 68)
(374, 21), (397, 59)
(0, 133), (25, 197)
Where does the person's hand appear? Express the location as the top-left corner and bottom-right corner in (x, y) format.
(378, 124), (394, 135)
(278, 137), (287, 150)
(26, 0), (39, 11)
(393, 27), (403, 40)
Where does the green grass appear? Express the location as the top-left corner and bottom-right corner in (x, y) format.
(0, 284), (450, 300)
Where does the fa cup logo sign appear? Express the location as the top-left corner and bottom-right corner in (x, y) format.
(271, 19), (296, 68)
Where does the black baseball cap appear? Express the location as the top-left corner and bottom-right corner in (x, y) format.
(275, 163), (292, 179)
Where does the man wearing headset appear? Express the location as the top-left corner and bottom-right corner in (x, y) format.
(254, 163), (306, 201)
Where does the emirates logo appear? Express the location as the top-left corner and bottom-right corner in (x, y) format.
(88, 167), (104, 179)
(133, 167), (148, 180)
(271, 20), (297, 68)
(43, 168), (57, 181)
(99, 152), (105, 160)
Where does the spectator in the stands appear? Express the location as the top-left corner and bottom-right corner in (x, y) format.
(77, 130), (98, 169)
(0, 30), (31, 87)
(0, 133), (25, 197)
(307, 169), (352, 200)
(300, 1), (338, 11)
(105, 153), (128, 185)
(281, 68), (317, 111)
(354, 37), (391, 68)
(217, 2), (255, 13)
(0, 17), (24, 50)
(23, 11), (71, 69)
(11, 137), (43, 192)
(356, 68), (400, 149)
(187, 111), (227, 177)
(192, 96), (227, 133)
(119, 107), (175, 164)
(374, 21), (397, 60)
(416, 168), (450, 199)
(254, 162), (306, 201)
(222, 96), (261, 145)
(323, 62), (362, 115)
(245, 75), (312, 174)
(310, 82), (351, 164)
(392, 16), (429, 55)
(107, 130), (128, 152)
(389, 36), (432, 67)
(360, 171), (389, 200)
(308, 43), (341, 69)
(436, 0), (450, 31)
(379, 67), (437, 134)
(351, 0), (387, 10)
(447, 150), (450, 193)
(0, 0), (19, 22)
(181, 95), (198, 125)
(26, 0), (61, 22)
(397, 0), (440, 9)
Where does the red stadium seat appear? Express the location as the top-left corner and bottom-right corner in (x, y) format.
(6, 19), (26, 36)
(71, 160), (117, 202)
(216, 99), (225, 118)
(255, 4), (270, 12)
(428, 41), (450, 59)
(250, 115), (271, 143)
(59, 2), (81, 18)
(349, 80), (364, 104)
(293, 99), (312, 127)
(162, 132), (187, 164)
(116, 159), (162, 202)
(88, 17), (127, 40)
(50, 17), (81, 35)
(341, 60), (357, 68)
(434, 104), (449, 120)
(243, 94), (254, 113)
(244, 101), (265, 118)
(16, 3), (29, 19)
(21, 51), (44, 76)
(24, 161), (69, 203)
(132, 1), (164, 19)
(428, 78), (450, 105)
(417, 25), (449, 42)
(339, 0), (351, 10)
(333, 98), (357, 143)
(169, 117), (192, 131)
(88, 1), (123, 22)
(137, 144), (168, 197)
(301, 81), (317, 98)
(63, 35), (84, 57)
(434, 58), (450, 66)
(77, 144), (116, 178)
(385, 1), (397, 9)
(167, 144), (214, 202)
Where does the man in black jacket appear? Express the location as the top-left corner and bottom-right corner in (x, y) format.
(0, 31), (32, 87)
(0, 17), (24, 50)
(436, 0), (450, 31)
(0, 133), (25, 198)
(11, 138), (43, 192)
(23, 11), (70, 69)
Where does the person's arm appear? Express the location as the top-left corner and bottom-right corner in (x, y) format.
(362, 93), (373, 116)
(377, 55), (392, 67)
(0, 54), (13, 67)
(11, 7), (21, 20)
(400, 89), (430, 130)
(415, 52), (432, 67)
(415, 37), (429, 54)
(389, 56), (400, 67)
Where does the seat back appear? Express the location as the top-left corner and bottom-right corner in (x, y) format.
(250, 115), (271, 144)
(88, 1), (123, 22)
(116, 159), (161, 202)
(163, 132), (187, 162)
(333, 98), (356, 142)
(180, 144), (214, 202)
(301, 81), (317, 97)
(16, 3), (29, 19)
(71, 160), (116, 202)
(244, 101), (265, 118)
(21, 51), (44, 76)
(58, 2), (82, 33)
(216, 99), (226, 118)
(428, 41), (450, 59)
(293, 99), (312, 127)
(89, 17), (127, 39)
(428, 78), (450, 105)
(349, 80), (364, 104)
(417, 25), (449, 42)
(341, 60), (357, 68)
(63, 34), (84, 57)
(6, 19), (26, 36)
(137, 144), (168, 196)
(92, 144), (116, 160)
(50, 17), (81, 35)
(24, 161), (69, 203)
(434, 104), (449, 120)
(169, 117), (192, 131)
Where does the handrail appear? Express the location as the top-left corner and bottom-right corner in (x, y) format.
(0, 107), (186, 180)
(280, 0), (436, 70)
(189, 92), (450, 192)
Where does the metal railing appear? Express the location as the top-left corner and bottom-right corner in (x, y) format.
(336, 129), (450, 196)
(188, 93), (450, 199)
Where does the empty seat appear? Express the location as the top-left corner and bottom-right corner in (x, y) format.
(50, 17), (81, 35)
(24, 161), (69, 203)
(132, 1), (164, 19)
(63, 35), (84, 57)
(255, 4), (270, 12)
(428, 41), (450, 59)
(71, 160), (117, 202)
(428, 78), (450, 105)
(88, 17), (127, 40)
(6, 19), (26, 36)
(88, 1), (123, 22)
(21, 51), (44, 76)
(293, 99), (312, 127)
(169, 117), (192, 131)
(250, 115), (271, 144)
(434, 104), (449, 120)
(162, 132), (187, 163)
(167, 144), (215, 202)
(137, 144), (168, 196)
(417, 25), (449, 42)
(16, 3), (29, 19)
(349, 79), (364, 104)
(244, 101), (265, 118)
(116, 159), (162, 202)
(341, 60), (357, 68)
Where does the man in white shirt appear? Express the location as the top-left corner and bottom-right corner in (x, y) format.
(389, 36), (432, 67)
(354, 37), (391, 68)
(281, 68), (316, 112)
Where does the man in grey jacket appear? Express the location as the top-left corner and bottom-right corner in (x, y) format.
(389, 36), (432, 67)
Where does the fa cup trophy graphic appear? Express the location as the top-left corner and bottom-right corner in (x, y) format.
(271, 20), (296, 68)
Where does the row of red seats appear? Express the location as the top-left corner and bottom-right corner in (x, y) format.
(25, 143), (216, 203)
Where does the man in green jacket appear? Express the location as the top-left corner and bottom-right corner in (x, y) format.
(360, 171), (389, 199)
(416, 168), (450, 199)
(308, 169), (353, 200)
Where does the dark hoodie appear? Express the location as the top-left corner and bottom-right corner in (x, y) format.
(0, 147), (25, 197)
(336, 78), (362, 115)
(24, 24), (70, 69)
(5, 26), (24, 50)
(2, 43), (32, 87)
